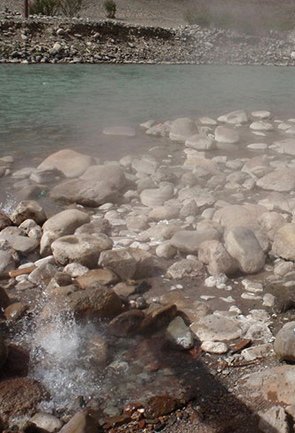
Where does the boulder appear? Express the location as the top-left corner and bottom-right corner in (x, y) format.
(66, 287), (123, 319)
(185, 134), (215, 150)
(166, 316), (194, 350)
(272, 224), (295, 261)
(169, 117), (197, 142)
(257, 211), (286, 241)
(38, 149), (93, 178)
(257, 168), (295, 192)
(249, 121), (273, 131)
(251, 110), (271, 119)
(273, 138), (295, 156)
(140, 183), (174, 207)
(274, 322), (295, 361)
(224, 227), (265, 274)
(58, 410), (100, 433)
(76, 268), (118, 288)
(218, 110), (248, 124)
(0, 227), (39, 254)
(170, 229), (220, 254)
(258, 406), (289, 433)
(108, 310), (145, 337)
(167, 258), (203, 279)
(214, 126), (239, 144)
(50, 178), (119, 207)
(98, 249), (137, 280)
(80, 164), (126, 190)
(75, 218), (110, 236)
(198, 240), (238, 276)
(51, 234), (113, 268)
(213, 204), (266, 230)
(10, 200), (46, 226)
(29, 412), (62, 433)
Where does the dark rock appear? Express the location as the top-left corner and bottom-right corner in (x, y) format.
(76, 268), (118, 289)
(144, 395), (181, 418)
(140, 304), (178, 334)
(108, 310), (145, 337)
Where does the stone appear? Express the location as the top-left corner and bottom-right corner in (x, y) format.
(29, 413), (62, 432)
(132, 156), (158, 175)
(213, 204), (266, 230)
(140, 304), (178, 333)
(29, 263), (58, 286)
(38, 149), (93, 178)
(273, 138), (295, 156)
(0, 336), (7, 368)
(214, 126), (239, 144)
(4, 302), (27, 321)
(0, 378), (46, 419)
(66, 287), (123, 319)
(51, 234), (113, 268)
(218, 110), (248, 124)
(272, 224), (295, 261)
(63, 263), (89, 277)
(10, 200), (47, 226)
(144, 395), (180, 418)
(103, 126), (135, 136)
(140, 183), (174, 207)
(58, 410), (100, 433)
(19, 219), (42, 240)
(166, 316), (194, 350)
(242, 156), (270, 178)
(167, 258), (203, 279)
(169, 117), (197, 142)
(0, 211), (12, 230)
(81, 164), (126, 190)
(50, 178), (120, 207)
(75, 218), (110, 236)
(258, 211), (286, 241)
(170, 229), (220, 254)
(0, 287), (10, 310)
(274, 322), (295, 361)
(148, 206), (179, 221)
(0, 227), (39, 254)
(224, 227), (265, 274)
(190, 314), (242, 342)
(198, 240), (238, 276)
(258, 406), (289, 433)
(0, 241), (18, 274)
(201, 341), (228, 354)
(185, 134), (215, 150)
(251, 111), (271, 119)
(98, 249), (137, 280)
(108, 310), (145, 337)
(156, 242), (177, 259)
(250, 121), (273, 131)
(76, 268), (118, 288)
(242, 343), (273, 361)
(257, 168), (295, 192)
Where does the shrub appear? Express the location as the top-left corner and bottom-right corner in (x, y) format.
(59, 0), (83, 17)
(103, 0), (116, 19)
(29, 0), (59, 15)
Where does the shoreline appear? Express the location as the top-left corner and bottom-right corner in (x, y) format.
(1, 16), (295, 65)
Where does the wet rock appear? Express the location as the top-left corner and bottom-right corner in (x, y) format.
(0, 378), (46, 419)
(218, 110), (248, 124)
(51, 234), (113, 268)
(242, 343), (273, 361)
(273, 138), (295, 156)
(63, 262), (89, 277)
(19, 219), (42, 240)
(58, 410), (101, 433)
(75, 218), (111, 236)
(81, 164), (126, 190)
(29, 412), (62, 433)
(274, 322), (295, 361)
(4, 302), (27, 321)
(185, 134), (215, 150)
(130, 248), (157, 279)
(201, 341), (228, 354)
(224, 227), (265, 274)
(257, 168), (295, 192)
(144, 395), (181, 418)
(76, 268), (118, 288)
(170, 229), (220, 254)
(126, 214), (149, 231)
(214, 126), (239, 144)
(98, 249), (137, 280)
(140, 304), (178, 333)
(28, 263), (58, 286)
(156, 242), (177, 259)
(109, 310), (145, 337)
(132, 156), (158, 175)
(169, 117), (197, 142)
(191, 314), (242, 342)
(198, 240), (238, 276)
(258, 406), (290, 433)
(112, 282), (136, 298)
(38, 149), (93, 178)
(242, 156), (270, 178)
(0, 336), (8, 368)
(0, 211), (12, 230)
(258, 211), (286, 241)
(148, 205), (179, 221)
(0, 227), (39, 254)
(50, 178), (119, 207)
(87, 335), (109, 366)
(0, 287), (10, 309)
(213, 204), (266, 230)
(167, 257), (203, 279)
(166, 316), (194, 350)
(10, 200), (46, 226)
(250, 121), (273, 131)
(272, 224), (295, 261)
(0, 240), (18, 273)
(67, 287), (123, 319)
(252, 110), (271, 119)
(140, 182), (174, 207)
(30, 167), (63, 184)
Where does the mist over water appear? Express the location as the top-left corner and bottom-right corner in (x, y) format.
(1, 65), (295, 162)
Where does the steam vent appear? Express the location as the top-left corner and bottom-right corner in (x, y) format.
(2, 101), (295, 433)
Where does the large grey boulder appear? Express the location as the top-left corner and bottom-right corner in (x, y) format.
(169, 118), (197, 142)
(167, 258), (203, 279)
(198, 240), (238, 276)
(10, 201), (47, 226)
(257, 168), (295, 192)
(80, 164), (126, 189)
(190, 314), (242, 342)
(224, 227), (265, 274)
(38, 149), (93, 178)
(213, 204), (266, 231)
(51, 234), (113, 268)
(272, 224), (295, 261)
(170, 229), (220, 255)
(214, 126), (239, 144)
(274, 322), (295, 361)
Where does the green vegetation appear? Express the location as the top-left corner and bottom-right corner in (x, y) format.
(29, 0), (82, 16)
(184, 0), (295, 34)
(103, 0), (117, 19)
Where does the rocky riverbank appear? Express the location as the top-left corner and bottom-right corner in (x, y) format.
(1, 13), (295, 64)
(1, 109), (295, 432)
